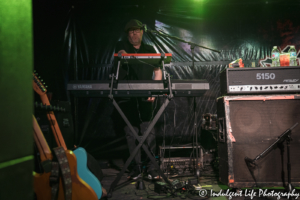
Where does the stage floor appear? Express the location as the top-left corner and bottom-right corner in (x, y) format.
(99, 160), (298, 200)
(101, 168), (223, 200)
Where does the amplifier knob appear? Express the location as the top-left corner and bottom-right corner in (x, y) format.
(280, 86), (284, 89)
(264, 86), (268, 89)
(274, 86), (278, 89)
(240, 87), (243, 90)
(250, 87), (253, 90)
(255, 87), (258, 90)
(284, 86), (288, 89)
(270, 86), (273, 90)
(260, 86), (262, 90)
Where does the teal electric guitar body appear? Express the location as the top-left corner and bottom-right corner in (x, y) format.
(74, 147), (102, 199)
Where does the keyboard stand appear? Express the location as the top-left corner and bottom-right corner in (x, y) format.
(107, 56), (173, 198)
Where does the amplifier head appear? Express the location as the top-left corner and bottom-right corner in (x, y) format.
(220, 67), (300, 95)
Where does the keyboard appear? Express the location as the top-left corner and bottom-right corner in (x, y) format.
(67, 80), (209, 97)
(114, 53), (172, 65)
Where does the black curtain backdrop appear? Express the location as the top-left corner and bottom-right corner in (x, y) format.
(33, 0), (300, 159)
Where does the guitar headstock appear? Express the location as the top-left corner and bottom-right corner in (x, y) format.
(33, 72), (47, 95)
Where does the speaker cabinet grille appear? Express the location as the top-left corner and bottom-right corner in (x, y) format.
(217, 94), (300, 188)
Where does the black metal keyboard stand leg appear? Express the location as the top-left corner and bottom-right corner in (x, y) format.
(107, 97), (172, 197)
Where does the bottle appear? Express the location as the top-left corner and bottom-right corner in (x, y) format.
(288, 45), (297, 66)
(271, 46), (280, 67)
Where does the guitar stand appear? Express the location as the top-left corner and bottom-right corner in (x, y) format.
(244, 123), (298, 194)
(107, 55), (173, 198)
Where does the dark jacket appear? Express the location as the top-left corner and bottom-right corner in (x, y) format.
(114, 40), (157, 80)
(113, 40), (159, 122)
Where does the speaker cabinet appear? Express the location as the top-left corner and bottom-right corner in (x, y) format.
(217, 94), (300, 188)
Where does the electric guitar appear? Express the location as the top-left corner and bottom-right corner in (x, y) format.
(33, 115), (59, 200)
(33, 73), (102, 199)
(33, 115), (99, 200)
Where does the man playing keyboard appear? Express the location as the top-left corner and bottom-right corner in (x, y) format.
(114, 19), (162, 180)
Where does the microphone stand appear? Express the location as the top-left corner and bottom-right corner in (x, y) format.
(148, 29), (220, 182)
(245, 122), (298, 194)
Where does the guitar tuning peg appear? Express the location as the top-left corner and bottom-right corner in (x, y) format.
(45, 86), (48, 88)
(38, 76), (41, 78)
(41, 79), (43, 82)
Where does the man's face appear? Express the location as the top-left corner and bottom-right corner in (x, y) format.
(127, 28), (143, 46)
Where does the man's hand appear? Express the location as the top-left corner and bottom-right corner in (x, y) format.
(118, 50), (127, 54)
(147, 97), (155, 102)
(147, 68), (162, 103)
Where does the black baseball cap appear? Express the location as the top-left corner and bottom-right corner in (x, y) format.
(124, 19), (144, 32)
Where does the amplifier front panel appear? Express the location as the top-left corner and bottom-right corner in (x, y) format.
(228, 84), (300, 93)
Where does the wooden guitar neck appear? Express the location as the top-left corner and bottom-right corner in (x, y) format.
(33, 73), (67, 150)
